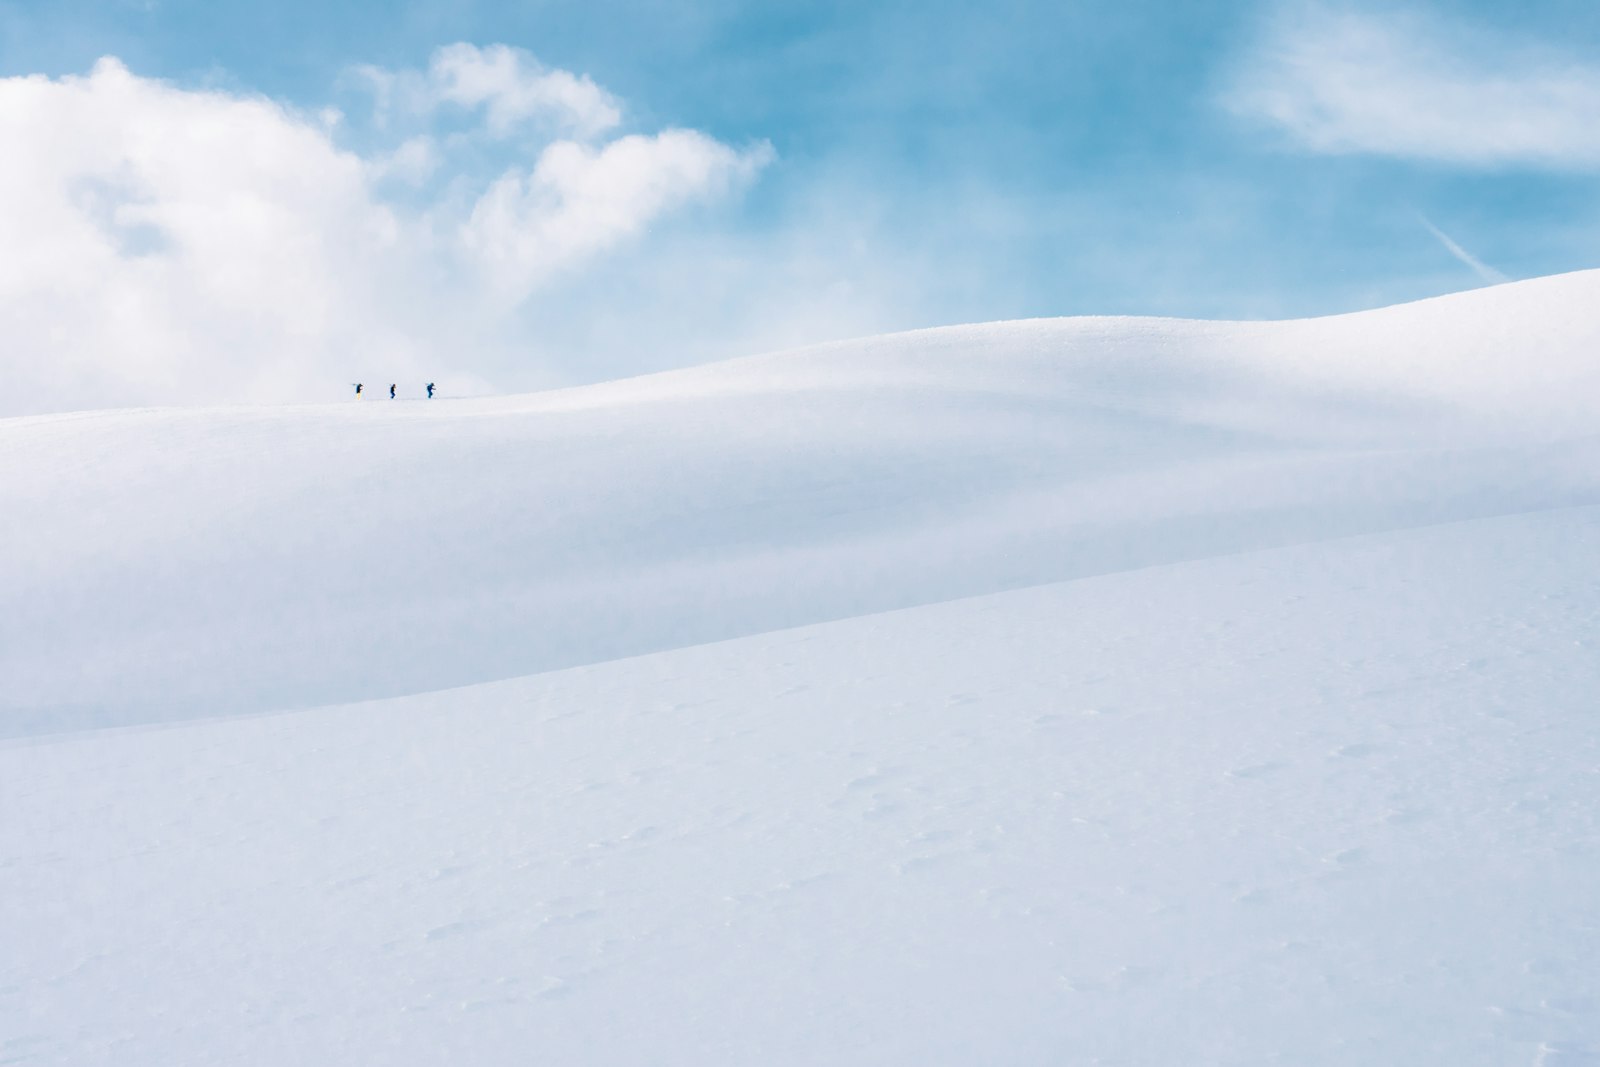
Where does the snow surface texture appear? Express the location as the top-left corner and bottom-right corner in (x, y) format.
(5, 511), (1600, 1065)
(3, 270), (1600, 733)
(3, 270), (1600, 1063)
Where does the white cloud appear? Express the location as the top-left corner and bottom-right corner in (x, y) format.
(1226, 5), (1600, 169)
(0, 58), (419, 413)
(369, 135), (440, 185)
(463, 131), (774, 302)
(0, 53), (770, 415)
(430, 43), (621, 140)
(354, 43), (621, 140)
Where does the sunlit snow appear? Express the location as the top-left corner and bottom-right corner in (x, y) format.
(3, 272), (1599, 1064)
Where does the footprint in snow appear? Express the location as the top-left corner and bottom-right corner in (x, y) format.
(1226, 762), (1284, 780)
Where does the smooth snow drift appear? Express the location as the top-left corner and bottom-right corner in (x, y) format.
(3, 270), (1600, 734)
(3, 272), (1600, 1064)
(5, 508), (1599, 1065)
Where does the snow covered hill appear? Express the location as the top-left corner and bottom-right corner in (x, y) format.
(3, 270), (1600, 734)
(3, 271), (1600, 1064)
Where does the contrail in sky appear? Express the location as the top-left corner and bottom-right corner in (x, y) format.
(1417, 215), (1510, 284)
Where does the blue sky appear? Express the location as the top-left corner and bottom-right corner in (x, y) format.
(2, 0), (1599, 408)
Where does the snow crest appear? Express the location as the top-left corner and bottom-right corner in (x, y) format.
(3, 271), (1600, 733)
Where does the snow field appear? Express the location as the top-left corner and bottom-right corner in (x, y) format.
(4, 507), (1599, 1064)
(3, 270), (1600, 1063)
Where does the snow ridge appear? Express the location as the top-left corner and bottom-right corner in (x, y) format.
(3, 270), (1600, 734)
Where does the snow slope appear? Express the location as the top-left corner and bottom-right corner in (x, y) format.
(5, 507), (1599, 1066)
(3, 271), (1600, 1063)
(4, 270), (1600, 734)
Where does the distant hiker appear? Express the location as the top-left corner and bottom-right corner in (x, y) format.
(354, 383), (363, 397)
(389, 383), (396, 399)
(426, 382), (435, 399)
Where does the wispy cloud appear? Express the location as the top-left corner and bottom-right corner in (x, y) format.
(428, 44), (622, 139)
(463, 130), (774, 303)
(353, 43), (622, 140)
(1225, 4), (1600, 170)
(1416, 216), (1509, 284)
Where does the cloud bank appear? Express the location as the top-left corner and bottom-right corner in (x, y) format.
(1226, 5), (1600, 170)
(0, 48), (770, 415)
